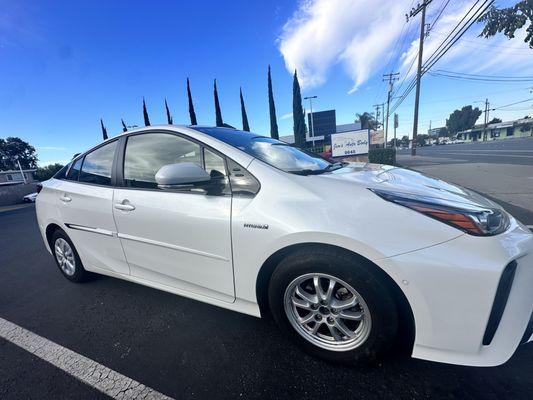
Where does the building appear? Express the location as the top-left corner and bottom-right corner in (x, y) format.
(0, 169), (37, 185)
(336, 122), (362, 133)
(279, 110), (365, 148)
(457, 118), (533, 142)
(307, 109), (336, 145)
(428, 127), (447, 137)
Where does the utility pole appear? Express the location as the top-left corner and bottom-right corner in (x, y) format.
(407, 0), (432, 156)
(304, 96), (317, 148)
(383, 72), (400, 148)
(483, 98), (489, 141)
(372, 103), (382, 129)
(394, 113), (399, 149)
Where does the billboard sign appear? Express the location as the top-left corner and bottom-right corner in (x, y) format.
(370, 130), (385, 145)
(331, 129), (369, 157)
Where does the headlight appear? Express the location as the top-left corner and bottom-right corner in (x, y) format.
(371, 189), (510, 236)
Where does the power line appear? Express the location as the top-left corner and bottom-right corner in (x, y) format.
(390, 0), (493, 115)
(492, 97), (533, 110)
(422, 0), (493, 73)
(428, 71), (533, 82)
(373, 0), (418, 104)
(429, 0), (453, 31)
(423, 0), (487, 70)
(433, 69), (533, 79)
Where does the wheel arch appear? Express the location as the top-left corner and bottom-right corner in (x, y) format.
(255, 242), (415, 353)
(45, 223), (64, 250)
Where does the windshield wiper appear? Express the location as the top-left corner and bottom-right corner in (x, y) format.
(291, 162), (347, 176)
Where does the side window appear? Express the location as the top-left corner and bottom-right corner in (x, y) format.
(203, 148), (227, 179)
(124, 133), (202, 189)
(66, 158), (83, 181)
(226, 159), (260, 196)
(79, 141), (117, 186)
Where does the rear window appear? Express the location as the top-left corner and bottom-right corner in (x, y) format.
(54, 163), (70, 180)
(79, 141), (117, 186)
(66, 158), (83, 181)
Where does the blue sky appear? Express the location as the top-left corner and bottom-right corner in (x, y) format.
(1, 0), (532, 165)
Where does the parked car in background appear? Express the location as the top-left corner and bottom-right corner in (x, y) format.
(36, 125), (533, 366)
(23, 192), (38, 203)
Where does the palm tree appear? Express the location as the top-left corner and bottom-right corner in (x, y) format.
(356, 112), (377, 130)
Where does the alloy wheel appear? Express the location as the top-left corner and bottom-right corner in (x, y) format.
(54, 238), (76, 276)
(284, 273), (371, 351)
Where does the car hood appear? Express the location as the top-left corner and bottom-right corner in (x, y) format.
(319, 162), (502, 210)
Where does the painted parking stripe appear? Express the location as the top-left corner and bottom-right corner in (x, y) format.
(0, 317), (172, 399)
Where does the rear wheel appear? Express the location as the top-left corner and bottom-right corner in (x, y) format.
(268, 248), (399, 364)
(51, 230), (90, 283)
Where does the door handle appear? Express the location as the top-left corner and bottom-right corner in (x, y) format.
(114, 202), (135, 211)
(60, 195), (72, 203)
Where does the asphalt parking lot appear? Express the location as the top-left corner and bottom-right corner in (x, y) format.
(1, 205), (532, 399)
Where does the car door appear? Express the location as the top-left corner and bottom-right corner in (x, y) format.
(112, 132), (234, 302)
(56, 140), (130, 275)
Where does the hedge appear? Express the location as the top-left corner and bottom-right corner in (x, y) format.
(369, 148), (396, 166)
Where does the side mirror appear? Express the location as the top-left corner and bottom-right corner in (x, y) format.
(155, 162), (211, 189)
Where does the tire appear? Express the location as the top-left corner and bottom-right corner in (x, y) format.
(51, 229), (91, 283)
(268, 247), (398, 364)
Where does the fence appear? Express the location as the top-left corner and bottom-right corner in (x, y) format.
(0, 183), (39, 206)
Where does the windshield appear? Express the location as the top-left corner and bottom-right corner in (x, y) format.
(193, 127), (335, 174)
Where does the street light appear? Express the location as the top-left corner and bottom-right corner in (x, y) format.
(304, 96), (317, 148)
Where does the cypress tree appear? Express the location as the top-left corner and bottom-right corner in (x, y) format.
(100, 119), (108, 140)
(165, 98), (173, 124)
(142, 97), (151, 126)
(121, 119), (128, 132)
(240, 87), (250, 132)
(213, 79), (223, 127)
(292, 70), (307, 147)
(267, 65), (279, 140)
(187, 78), (198, 125)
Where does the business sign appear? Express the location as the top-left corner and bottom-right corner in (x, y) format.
(370, 130), (385, 145)
(331, 129), (369, 157)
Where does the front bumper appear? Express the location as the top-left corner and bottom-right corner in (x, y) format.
(378, 218), (533, 367)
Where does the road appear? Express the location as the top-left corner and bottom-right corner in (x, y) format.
(0, 205), (532, 399)
(397, 137), (533, 224)
(397, 137), (533, 166)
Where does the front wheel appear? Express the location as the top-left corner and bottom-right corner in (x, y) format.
(268, 248), (399, 364)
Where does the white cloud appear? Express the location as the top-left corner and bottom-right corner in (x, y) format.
(37, 159), (70, 167)
(396, 1), (533, 81)
(37, 146), (68, 151)
(279, 0), (533, 93)
(280, 112), (293, 120)
(279, 0), (406, 92)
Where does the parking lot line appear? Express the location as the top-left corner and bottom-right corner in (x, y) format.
(0, 317), (172, 399)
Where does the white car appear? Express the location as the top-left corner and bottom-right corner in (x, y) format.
(36, 125), (533, 366)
